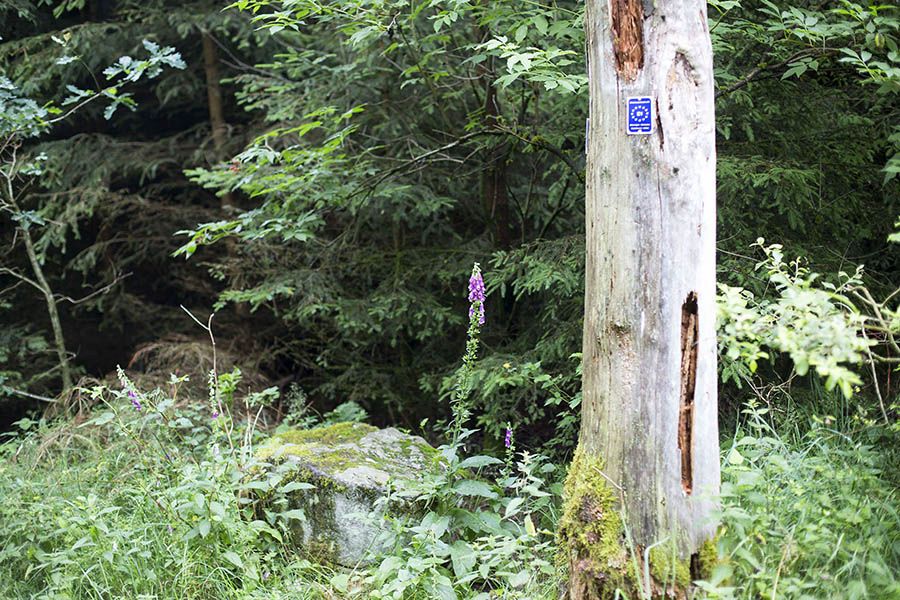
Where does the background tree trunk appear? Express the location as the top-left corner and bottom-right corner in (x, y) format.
(480, 62), (513, 249)
(201, 31), (235, 210)
(563, 0), (719, 595)
(22, 227), (73, 393)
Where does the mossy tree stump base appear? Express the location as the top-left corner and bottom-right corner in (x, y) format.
(560, 449), (716, 599)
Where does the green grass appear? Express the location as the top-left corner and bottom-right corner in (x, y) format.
(0, 403), (345, 599)
(707, 407), (900, 599)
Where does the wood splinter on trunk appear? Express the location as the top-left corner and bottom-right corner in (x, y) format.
(678, 292), (698, 495)
(610, 0), (644, 80)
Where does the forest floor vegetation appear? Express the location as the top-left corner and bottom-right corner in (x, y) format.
(0, 356), (897, 599)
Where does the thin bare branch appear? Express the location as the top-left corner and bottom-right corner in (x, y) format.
(54, 272), (132, 305)
(2, 386), (58, 403)
(0, 267), (44, 293)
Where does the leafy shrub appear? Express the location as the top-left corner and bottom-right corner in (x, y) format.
(367, 434), (562, 599)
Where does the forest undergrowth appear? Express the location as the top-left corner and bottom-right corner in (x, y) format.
(1, 262), (898, 599)
(1, 379), (896, 599)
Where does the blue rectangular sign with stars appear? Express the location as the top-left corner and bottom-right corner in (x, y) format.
(626, 97), (653, 135)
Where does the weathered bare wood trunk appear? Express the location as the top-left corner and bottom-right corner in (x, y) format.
(563, 0), (719, 595)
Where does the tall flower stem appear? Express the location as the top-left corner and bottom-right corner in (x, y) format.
(450, 263), (486, 443)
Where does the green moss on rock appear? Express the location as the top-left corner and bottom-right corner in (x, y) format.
(256, 422), (378, 471)
(277, 422), (378, 446)
(253, 423), (437, 566)
(303, 538), (339, 564)
(257, 422), (436, 479)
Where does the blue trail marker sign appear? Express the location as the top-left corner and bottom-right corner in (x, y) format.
(626, 97), (653, 135)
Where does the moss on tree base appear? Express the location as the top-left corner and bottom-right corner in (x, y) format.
(559, 447), (716, 599)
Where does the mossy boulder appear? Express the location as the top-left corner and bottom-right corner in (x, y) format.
(257, 422), (436, 566)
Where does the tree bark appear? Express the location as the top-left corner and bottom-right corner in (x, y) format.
(481, 71), (513, 248)
(201, 32), (235, 210)
(22, 227), (73, 393)
(564, 0), (719, 595)
(201, 30), (245, 316)
(2, 162), (73, 395)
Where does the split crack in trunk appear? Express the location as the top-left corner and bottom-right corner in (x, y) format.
(679, 292), (698, 494)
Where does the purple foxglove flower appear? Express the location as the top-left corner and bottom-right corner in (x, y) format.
(504, 427), (513, 448)
(468, 269), (485, 303)
(211, 411), (219, 420)
(468, 264), (486, 325)
(128, 391), (142, 411)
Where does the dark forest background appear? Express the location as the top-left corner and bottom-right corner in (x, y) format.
(1, 0), (897, 453)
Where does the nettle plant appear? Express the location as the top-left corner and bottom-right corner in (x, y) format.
(0, 39), (185, 396)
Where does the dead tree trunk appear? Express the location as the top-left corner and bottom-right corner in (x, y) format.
(561, 0), (719, 596)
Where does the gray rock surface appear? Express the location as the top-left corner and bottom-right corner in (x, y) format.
(257, 422), (435, 565)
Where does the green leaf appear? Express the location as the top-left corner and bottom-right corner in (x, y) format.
(428, 577), (458, 600)
(280, 509), (306, 521)
(279, 481), (315, 493)
(330, 573), (350, 592)
(504, 497), (525, 518)
(508, 570), (530, 588)
(223, 551), (243, 570)
(249, 520), (283, 542)
(458, 455), (502, 469)
(515, 25), (528, 43)
(452, 480), (498, 498)
(727, 447), (745, 465)
(449, 540), (476, 578)
(524, 514), (537, 536)
(240, 480), (271, 493)
(209, 501), (226, 518)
